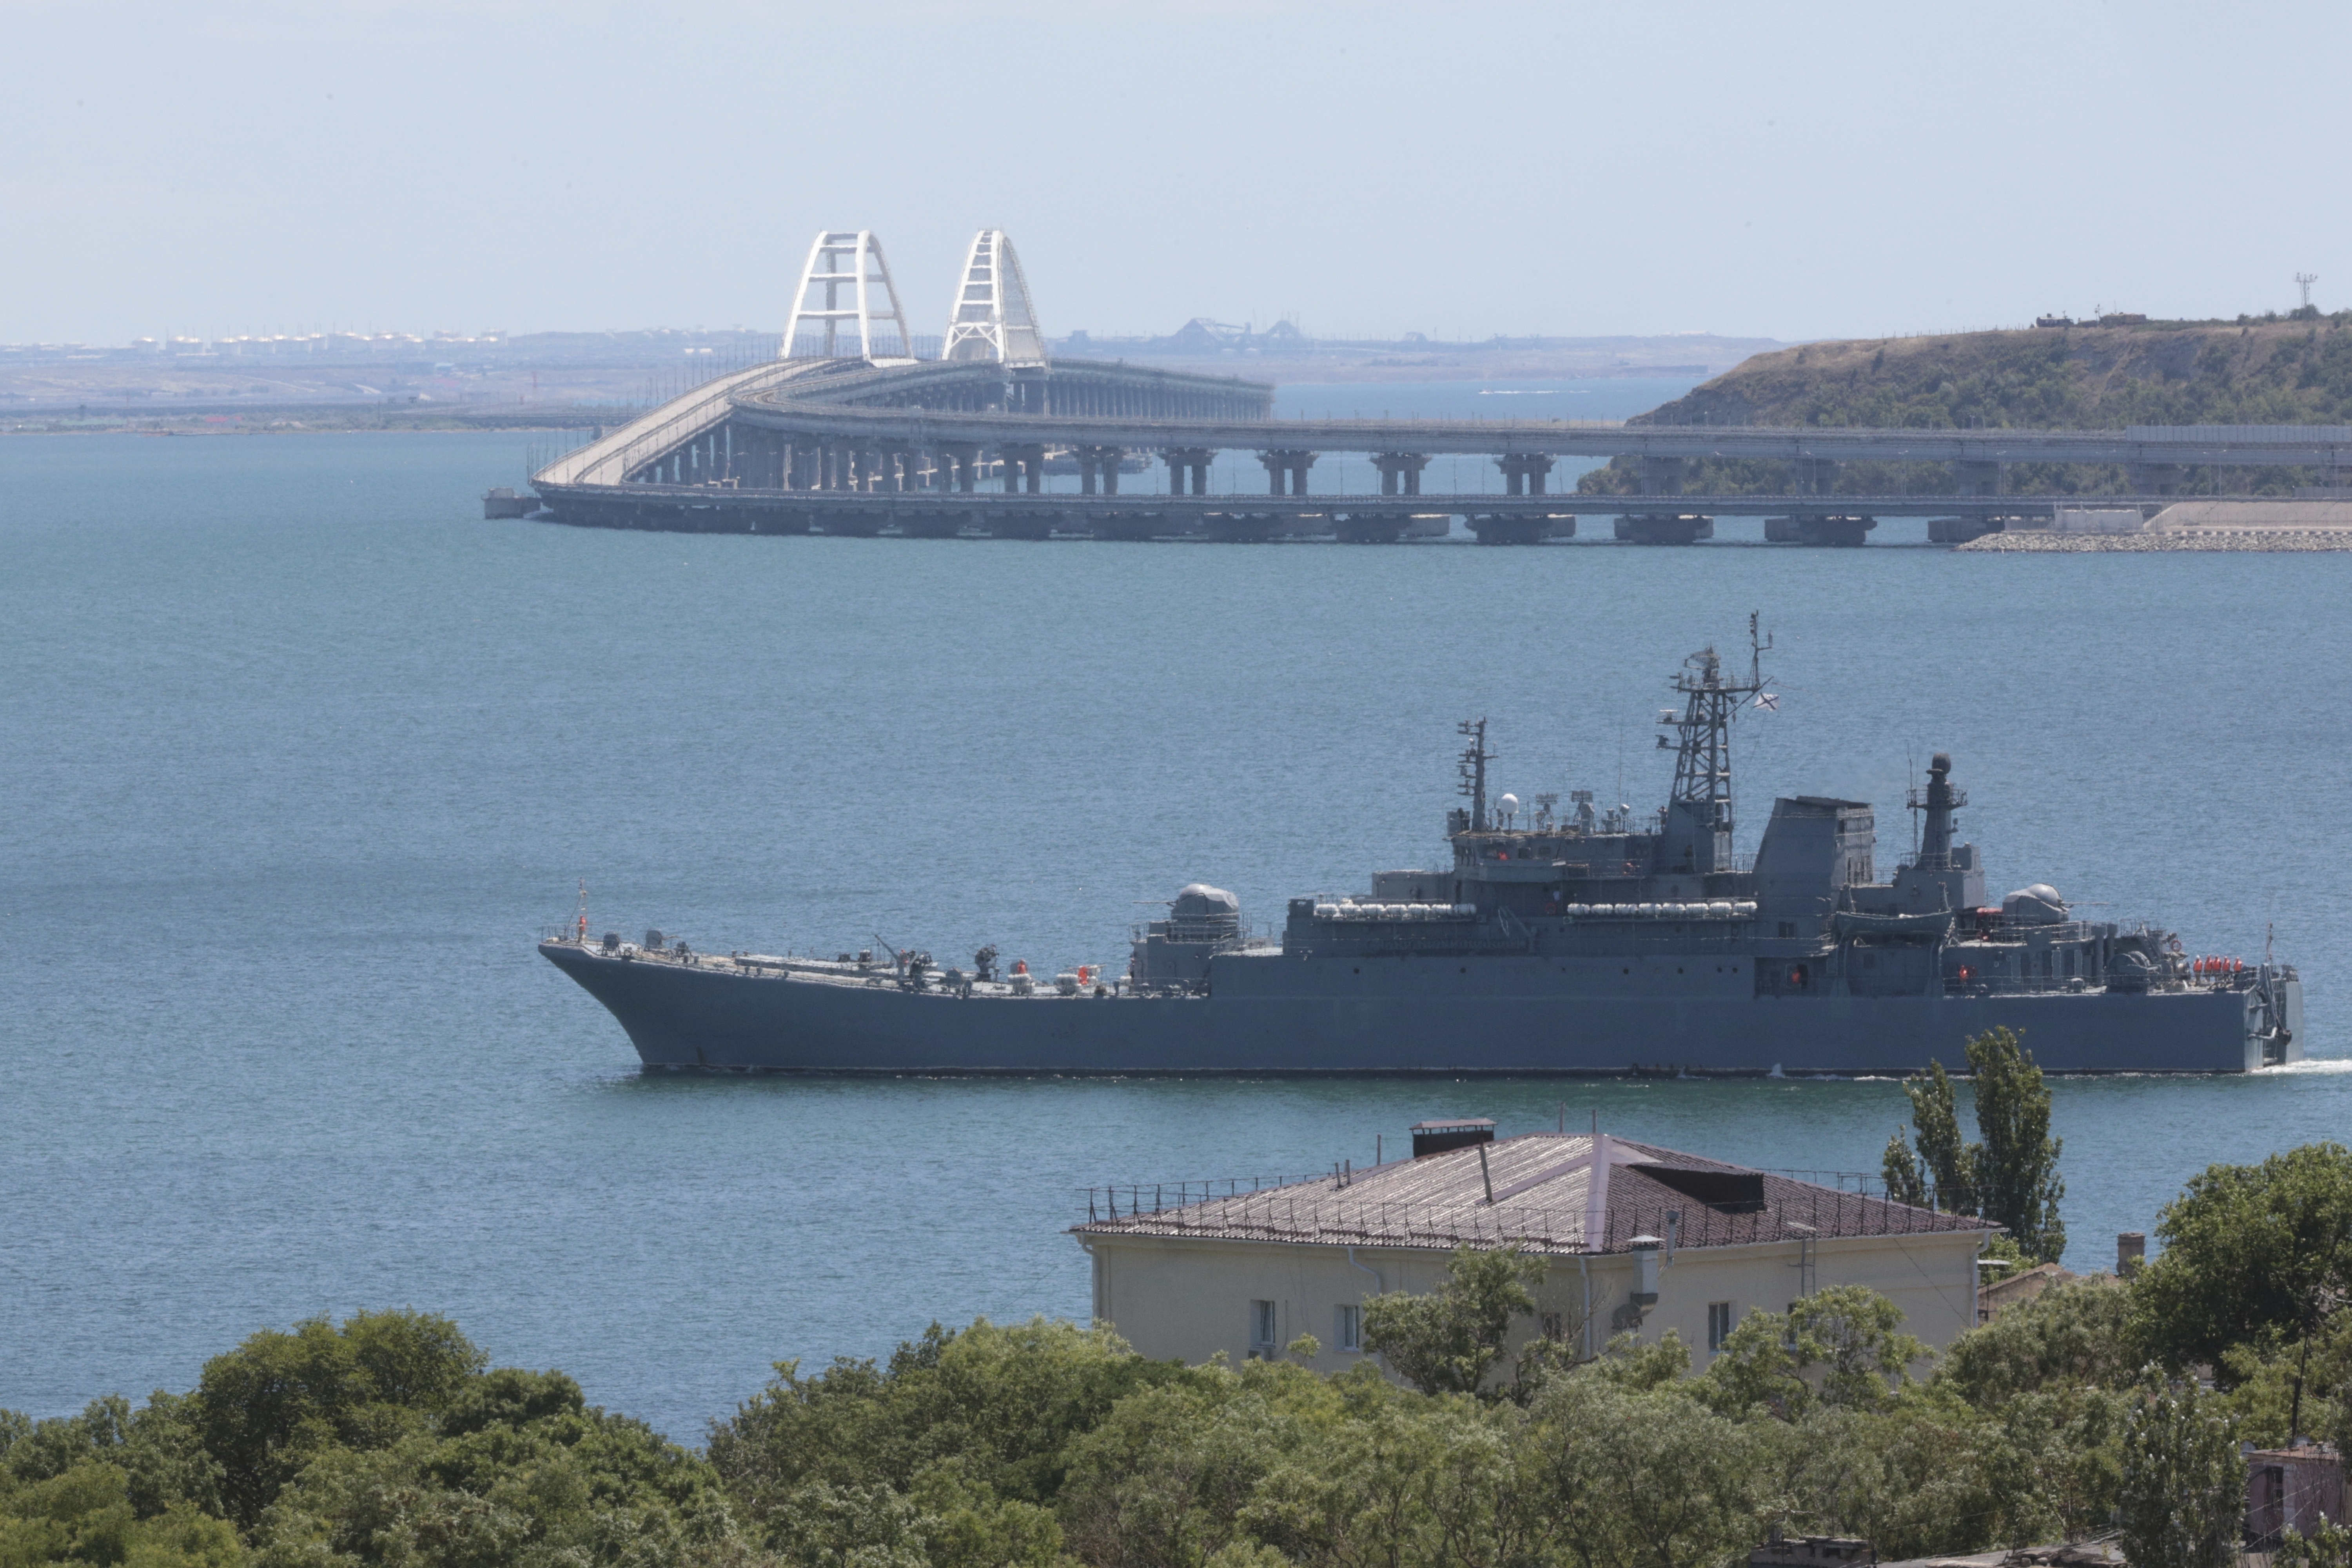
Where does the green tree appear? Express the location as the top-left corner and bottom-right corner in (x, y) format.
(706, 1316), (1182, 1537)
(1880, 1136), (1929, 1210)
(2278, 1519), (2352, 1568)
(1528, 1376), (1760, 1568)
(1882, 1031), (2065, 1263)
(249, 1379), (734, 1568)
(2118, 1380), (2244, 1568)
(1056, 1356), (1378, 1568)
(1936, 1277), (2138, 1408)
(2132, 1142), (2352, 1379)
(194, 1309), (485, 1528)
(1884, 1060), (1975, 1215)
(1969, 1028), (2066, 1263)
(0, 1463), (244, 1568)
(1701, 1287), (1926, 1421)
(1359, 1247), (1548, 1399)
(2, 1393), (222, 1519)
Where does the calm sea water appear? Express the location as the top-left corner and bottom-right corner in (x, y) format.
(4, 392), (2348, 1442)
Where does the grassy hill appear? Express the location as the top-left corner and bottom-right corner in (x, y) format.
(1577, 312), (2352, 497)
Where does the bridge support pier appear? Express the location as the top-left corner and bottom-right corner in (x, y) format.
(1469, 513), (1555, 545)
(934, 443), (980, 493)
(1089, 512), (1166, 542)
(1615, 513), (1713, 545)
(2129, 461), (2192, 495)
(1639, 456), (1686, 496)
(985, 512), (1055, 541)
(1372, 453), (1430, 495)
(1791, 456), (1840, 495)
(998, 443), (1047, 495)
(1074, 445), (1125, 496)
(1163, 447), (1214, 495)
(1259, 448), (1318, 495)
(1764, 514), (1877, 546)
(1495, 453), (1555, 496)
(1334, 511), (1406, 544)
(1952, 459), (2007, 496)
(897, 511), (964, 540)
(1206, 511), (1277, 543)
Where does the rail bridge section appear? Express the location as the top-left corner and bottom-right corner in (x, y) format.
(529, 358), (2352, 546)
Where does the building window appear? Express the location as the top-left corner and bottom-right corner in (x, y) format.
(1335, 1304), (1362, 1352)
(1539, 1312), (1564, 1341)
(1707, 1301), (1735, 1352)
(1249, 1299), (1278, 1357)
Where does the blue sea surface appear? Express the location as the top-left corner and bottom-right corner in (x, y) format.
(2, 418), (2347, 1443)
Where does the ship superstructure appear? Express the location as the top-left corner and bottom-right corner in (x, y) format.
(540, 630), (2301, 1074)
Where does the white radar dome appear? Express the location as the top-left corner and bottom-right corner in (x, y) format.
(2001, 884), (2069, 924)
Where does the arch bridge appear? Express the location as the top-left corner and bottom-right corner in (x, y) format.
(529, 231), (2352, 546)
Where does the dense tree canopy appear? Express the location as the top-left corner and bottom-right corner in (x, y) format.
(1358, 1246), (1548, 1399)
(1577, 317), (2352, 499)
(14, 1147), (2352, 1568)
(2133, 1142), (2352, 1376)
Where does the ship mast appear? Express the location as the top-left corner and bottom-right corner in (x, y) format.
(1660, 616), (1769, 873)
(1457, 718), (1494, 833)
(1907, 753), (1966, 869)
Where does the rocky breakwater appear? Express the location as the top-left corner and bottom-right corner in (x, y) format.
(1958, 499), (2352, 552)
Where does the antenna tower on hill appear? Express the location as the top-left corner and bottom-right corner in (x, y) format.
(2296, 273), (2319, 310)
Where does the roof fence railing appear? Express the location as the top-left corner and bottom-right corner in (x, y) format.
(1079, 1170), (1966, 1249)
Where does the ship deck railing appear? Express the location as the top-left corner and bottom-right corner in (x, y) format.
(1936, 971), (2262, 996)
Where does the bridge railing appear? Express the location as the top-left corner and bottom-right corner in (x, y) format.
(538, 359), (824, 488)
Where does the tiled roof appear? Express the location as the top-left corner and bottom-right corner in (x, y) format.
(1074, 1132), (1991, 1256)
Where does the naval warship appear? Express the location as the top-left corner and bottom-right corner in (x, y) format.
(541, 630), (2301, 1075)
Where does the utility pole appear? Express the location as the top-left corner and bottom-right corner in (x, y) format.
(2297, 273), (2319, 310)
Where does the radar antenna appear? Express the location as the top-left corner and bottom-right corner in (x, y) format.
(1457, 718), (1494, 833)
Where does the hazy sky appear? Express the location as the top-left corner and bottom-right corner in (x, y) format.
(5, 0), (2345, 345)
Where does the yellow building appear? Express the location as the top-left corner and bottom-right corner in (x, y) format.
(1073, 1122), (1991, 1377)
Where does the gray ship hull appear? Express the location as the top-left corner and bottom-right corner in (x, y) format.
(541, 941), (2296, 1074)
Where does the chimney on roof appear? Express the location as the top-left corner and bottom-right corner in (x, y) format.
(1411, 1118), (1495, 1158)
(2118, 1232), (2146, 1277)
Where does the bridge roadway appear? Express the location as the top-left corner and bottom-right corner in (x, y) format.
(730, 390), (2352, 470)
(526, 358), (2352, 544)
